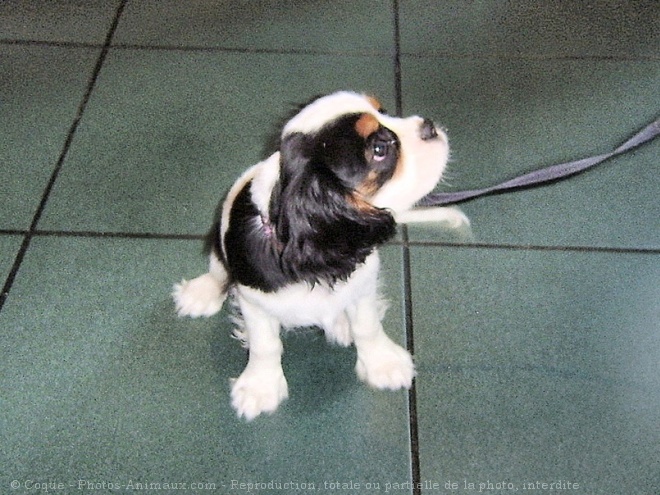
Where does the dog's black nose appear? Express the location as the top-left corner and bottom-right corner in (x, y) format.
(420, 118), (438, 140)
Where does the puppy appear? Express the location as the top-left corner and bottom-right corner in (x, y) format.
(173, 91), (466, 420)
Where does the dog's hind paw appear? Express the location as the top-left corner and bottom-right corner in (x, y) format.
(172, 273), (226, 318)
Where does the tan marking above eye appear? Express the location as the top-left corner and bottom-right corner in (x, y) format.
(355, 113), (380, 139)
(366, 96), (382, 111)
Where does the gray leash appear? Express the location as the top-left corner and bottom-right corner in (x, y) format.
(417, 117), (660, 207)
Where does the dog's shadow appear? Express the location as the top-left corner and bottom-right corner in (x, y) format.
(279, 328), (358, 411)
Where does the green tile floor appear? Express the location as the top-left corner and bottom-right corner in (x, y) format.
(1, 1), (658, 494)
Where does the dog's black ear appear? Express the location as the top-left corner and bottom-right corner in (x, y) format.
(271, 132), (396, 286)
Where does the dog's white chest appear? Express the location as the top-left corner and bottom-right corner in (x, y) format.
(237, 252), (380, 329)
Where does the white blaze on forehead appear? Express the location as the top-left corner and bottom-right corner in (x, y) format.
(282, 91), (380, 136)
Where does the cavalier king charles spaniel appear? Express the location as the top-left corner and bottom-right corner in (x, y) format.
(173, 91), (467, 420)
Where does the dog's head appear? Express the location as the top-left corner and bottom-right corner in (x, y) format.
(258, 91), (449, 287)
(280, 91), (449, 214)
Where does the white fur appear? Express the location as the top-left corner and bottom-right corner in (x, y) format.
(173, 91), (466, 420)
(283, 91), (379, 136)
(395, 206), (470, 227)
(173, 255), (228, 318)
(229, 294), (288, 421)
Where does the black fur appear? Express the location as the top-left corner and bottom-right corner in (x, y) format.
(272, 132), (396, 287)
(219, 115), (398, 293)
(222, 182), (292, 291)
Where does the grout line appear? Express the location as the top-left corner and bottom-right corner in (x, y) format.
(0, 39), (100, 49)
(2, 228), (657, 255)
(393, 1), (422, 493)
(0, 229), (28, 237)
(402, 226), (423, 494)
(0, 235), (31, 311)
(3, 39), (657, 62)
(0, 38), (391, 58)
(402, 239), (660, 255)
(400, 233), (415, 356)
(0, 0), (128, 313)
(407, 381), (422, 494)
(111, 43), (388, 58)
(400, 51), (660, 62)
(392, 0), (403, 117)
(32, 229), (204, 241)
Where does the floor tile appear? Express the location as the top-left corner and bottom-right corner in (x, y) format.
(0, 0), (122, 44)
(113, 0), (394, 53)
(410, 245), (660, 494)
(39, 49), (396, 235)
(1, 238), (413, 490)
(400, 0), (659, 58)
(0, 235), (176, 482)
(0, 45), (100, 230)
(402, 57), (660, 249)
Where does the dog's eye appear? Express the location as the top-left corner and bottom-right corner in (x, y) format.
(373, 143), (387, 159)
(371, 140), (395, 162)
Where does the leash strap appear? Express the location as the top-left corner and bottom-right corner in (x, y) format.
(417, 118), (660, 207)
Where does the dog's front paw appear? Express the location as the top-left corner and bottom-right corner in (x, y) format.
(395, 206), (470, 228)
(356, 340), (415, 390)
(172, 274), (226, 318)
(230, 367), (288, 421)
